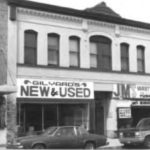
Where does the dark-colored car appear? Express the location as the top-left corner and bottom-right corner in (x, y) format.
(9, 126), (108, 149)
(119, 118), (150, 148)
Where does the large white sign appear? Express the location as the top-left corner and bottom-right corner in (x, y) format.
(17, 78), (94, 99)
(113, 84), (150, 99)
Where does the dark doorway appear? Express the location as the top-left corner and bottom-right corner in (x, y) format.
(95, 101), (104, 135)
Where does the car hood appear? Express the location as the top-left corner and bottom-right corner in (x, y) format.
(119, 127), (139, 132)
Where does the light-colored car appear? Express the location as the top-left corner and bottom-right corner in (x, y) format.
(8, 126), (108, 149)
(119, 117), (150, 148)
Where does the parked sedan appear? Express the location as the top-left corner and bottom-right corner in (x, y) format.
(10, 126), (108, 149)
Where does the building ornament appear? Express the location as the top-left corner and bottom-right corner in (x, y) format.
(17, 7), (82, 23)
(120, 25), (150, 35)
(17, 8), (150, 35)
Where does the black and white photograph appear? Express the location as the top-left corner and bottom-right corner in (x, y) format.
(0, 0), (150, 149)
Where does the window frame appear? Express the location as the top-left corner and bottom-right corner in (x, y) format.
(137, 45), (145, 73)
(90, 36), (112, 71)
(120, 43), (129, 72)
(69, 36), (80, 68)
(47, 33), (60, 66)
(24, 30), (37, 65)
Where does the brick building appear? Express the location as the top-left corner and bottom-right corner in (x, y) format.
(7, 0), (150, 145)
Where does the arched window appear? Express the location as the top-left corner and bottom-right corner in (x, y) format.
(120, 43), (129, 72)
(24, 30), (37, 65)
(69, 36), (80, 67)
(48, 33), (59, 66)
(90, 36), (112, 71)
(137, 45), (145, 73)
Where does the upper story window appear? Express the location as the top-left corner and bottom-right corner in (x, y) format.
(24, 30), (37, 65)
(137, 45), (145, 73)
(120, 43), (129, 72)
(69, 36), (80, 67)
(90, 36), (112, 71)
(48, 33), (59, 66)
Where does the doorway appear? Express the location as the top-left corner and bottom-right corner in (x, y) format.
(95, 101), (104, 135)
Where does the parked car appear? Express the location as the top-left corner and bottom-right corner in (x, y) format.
(9, 126), (108, 149)
(119, 117), (150, 148)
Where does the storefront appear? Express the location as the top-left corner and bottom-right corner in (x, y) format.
(113, 84), (150, 129)
(17, 78), (94, 136)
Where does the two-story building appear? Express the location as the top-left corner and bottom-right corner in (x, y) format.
(7, 0), (150, 143)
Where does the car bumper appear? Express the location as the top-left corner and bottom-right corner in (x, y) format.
(119, 137), (144, 145)
(7, 144), (24, 149)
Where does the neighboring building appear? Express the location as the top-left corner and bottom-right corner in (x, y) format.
(0, 0), (16, 146)
(7, 0), (150, 144)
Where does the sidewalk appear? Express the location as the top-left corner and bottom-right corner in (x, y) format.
(100, 138), (123, 149)
(0, 128), (6, 148)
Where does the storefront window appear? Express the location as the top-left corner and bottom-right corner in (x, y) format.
(17, 103), (89, 136)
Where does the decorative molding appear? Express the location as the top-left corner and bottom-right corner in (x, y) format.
(17, 7), (82, 24)
(88, 19), (115, 29)
(120, 25), (150, 35)
(17, 8), (150, 35)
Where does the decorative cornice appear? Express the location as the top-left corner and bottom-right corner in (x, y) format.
(88, 19), (115, 29)
(17, 7), (82, 24)
(120, 25), (150, 35)
(17, 8), (150, 36)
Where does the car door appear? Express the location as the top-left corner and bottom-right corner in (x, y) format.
(49, 127), (78, 149)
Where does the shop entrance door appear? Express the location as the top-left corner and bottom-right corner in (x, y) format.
(95, 101), (104, 135)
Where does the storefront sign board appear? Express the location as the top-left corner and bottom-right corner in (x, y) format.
(113, 84), (150, 99)
(17, 78), (94, 99)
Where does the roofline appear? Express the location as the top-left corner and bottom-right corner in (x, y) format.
(8, 0), (150, 30)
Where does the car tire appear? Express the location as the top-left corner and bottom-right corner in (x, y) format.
(123, 143), (131, 148)
(84, 142), (95, 150)
(32, 144), (46, 149)
(144, 136), (150, 148)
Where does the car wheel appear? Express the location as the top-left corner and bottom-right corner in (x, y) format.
(144, 136), (150, 148)
(32, 144), (45, 149)
(123, 143), (131, 148)
(84, 142), (95, 150)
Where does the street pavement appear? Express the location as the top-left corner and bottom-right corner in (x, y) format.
(99, 138), (123, 149)
(0, 128), (6, 147)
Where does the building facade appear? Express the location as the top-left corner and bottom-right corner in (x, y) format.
(0, 0), (8, 145)
(7, 0), (150, 144)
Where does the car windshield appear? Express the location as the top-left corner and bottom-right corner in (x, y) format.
(136, 118), (150, 130)
(42, 126), (58, 136)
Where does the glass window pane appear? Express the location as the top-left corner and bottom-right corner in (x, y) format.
(90, 42), (97, 54)
(102, 56), (111, 70)
(121, 47), (128, 57)
(70, 39), (79, 52)
(48, 50), (58, 65)
(70, 52), (78, 66)
(48, 36), (59, 49)
(101, 43), (110, 55)
(25, 47), (36, 65)
(25, 32), (37, 48)
(137, 60), (144, 72)
(121, 59), (129, 71)
(90, 55), (97, 68)
(137, 48), (144, 59)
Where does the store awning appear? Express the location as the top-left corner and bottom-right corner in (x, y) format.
(0, 84), (17, 94)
